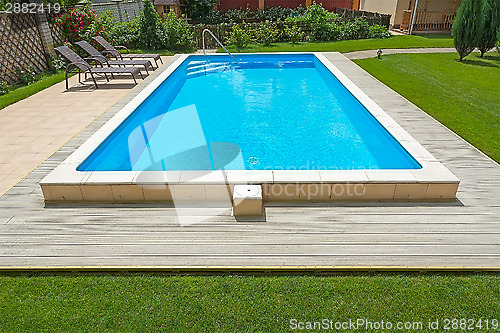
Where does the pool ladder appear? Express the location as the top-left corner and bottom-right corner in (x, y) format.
(202, 29), (236, 61)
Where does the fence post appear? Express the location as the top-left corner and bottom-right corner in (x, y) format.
(35, 12), (56, 58)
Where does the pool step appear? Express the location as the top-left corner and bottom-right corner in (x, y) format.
(187, 63), (234, 78)
(187, 61), (232, 71)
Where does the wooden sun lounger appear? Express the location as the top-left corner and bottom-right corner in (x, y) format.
(55, 45), (143, 89)
(92, 36), (163, 68)
(75, 40), (153, 74)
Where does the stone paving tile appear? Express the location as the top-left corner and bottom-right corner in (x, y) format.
(0, 56), (172, 196)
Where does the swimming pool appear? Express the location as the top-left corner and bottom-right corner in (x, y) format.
(78, 54), (420, 172)
(40, 53), (459, 203)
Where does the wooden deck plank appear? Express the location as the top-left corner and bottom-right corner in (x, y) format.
(0, 52), (498, 268)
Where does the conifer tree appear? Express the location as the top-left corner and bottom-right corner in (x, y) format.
(452, 0), (483, 61)
(140, 0), (161, 49)
(477, 0), (500, 57)
(497, 26), (500, 54)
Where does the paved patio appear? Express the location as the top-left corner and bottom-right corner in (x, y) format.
(344, 47), (456, 59)
(0, 52), (498, 269)
(0, 58), (172, 196)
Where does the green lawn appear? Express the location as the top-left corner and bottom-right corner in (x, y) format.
(0, 70), (66, 110)
(223, 34), (454, 53)
(354, 52), (500, 163)
(0, 274), (498, 332)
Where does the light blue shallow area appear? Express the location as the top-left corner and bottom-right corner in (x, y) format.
(78, 54), (421, 171)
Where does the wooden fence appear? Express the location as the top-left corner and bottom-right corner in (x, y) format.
(335, 8), (391, 28)
(0, 13), (50, 84)
(46, 11), (64, 46)
(318, 0), (354, 12)
(401, 9), (456, 32)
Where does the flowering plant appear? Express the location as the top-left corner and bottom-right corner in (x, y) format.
(53, 7), (98, 44)
(15, 66), (37, 85)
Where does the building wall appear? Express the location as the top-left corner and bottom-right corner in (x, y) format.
(217, 0), (259, 11)
(358, 0), (399, 24)
(413, 0), (462, 12)
(155, 4), (182, 18)
(217, 0), (353, 12)
(265, 0), (305, 8)
(359, 0), (459, 27)
(91, 0), (143, 22)
(394, 0), (411, 27)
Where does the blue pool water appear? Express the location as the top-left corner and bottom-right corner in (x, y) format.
(78, 54), (421, 171)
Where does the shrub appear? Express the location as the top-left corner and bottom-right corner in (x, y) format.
(85, 10), (115, 42)
(201, 10), (225, 24)
(285, 25), (303, 44)
(0, 80), (9, 95)
(316, 23), (337, 41)
(53, 6), (97, 44)
(200, 5), (307, 24)
(286, 3), (339, 41)
(15, 66), (36, 85)
(186, 0), (219, 21)
(111, 19), (141, 49)
(288, 2), (338, 26)
(343, 18), (371, 39)
(228, 24), (250, 48)
(452, 0), (483, 61)
(368, 24), (392, 39)
(140, 0), (162, 49)
(162, 11), (194, 47)
(48, 55), (66, 73)
(477, 0), (500, 57)
(90, 11), (141, 49)
(224, 8), (248, 23)
(255, 5), (306, 21)
(258, 21), (279, 46)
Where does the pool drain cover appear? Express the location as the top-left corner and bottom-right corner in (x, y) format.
(248, 157), (259, 165)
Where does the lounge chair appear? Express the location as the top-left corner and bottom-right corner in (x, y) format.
(55, 45), (143, 89)
(92, 36), (162, 68)
(75, 40), (153, 74)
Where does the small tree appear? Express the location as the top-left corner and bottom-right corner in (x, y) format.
(140, 0), (161, 49)
(185, 0), (219, 21)
(452, 0), (483, 61)
(477, 0), (500, 57)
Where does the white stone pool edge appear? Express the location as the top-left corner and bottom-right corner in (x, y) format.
(40, 52), (459, 203)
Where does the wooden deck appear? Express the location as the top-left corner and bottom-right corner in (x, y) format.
(0, 53), (498, 269)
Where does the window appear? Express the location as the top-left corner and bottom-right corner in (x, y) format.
(163, 5), (170, 13)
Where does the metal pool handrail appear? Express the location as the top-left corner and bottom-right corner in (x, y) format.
(202, 29), (236, 60)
